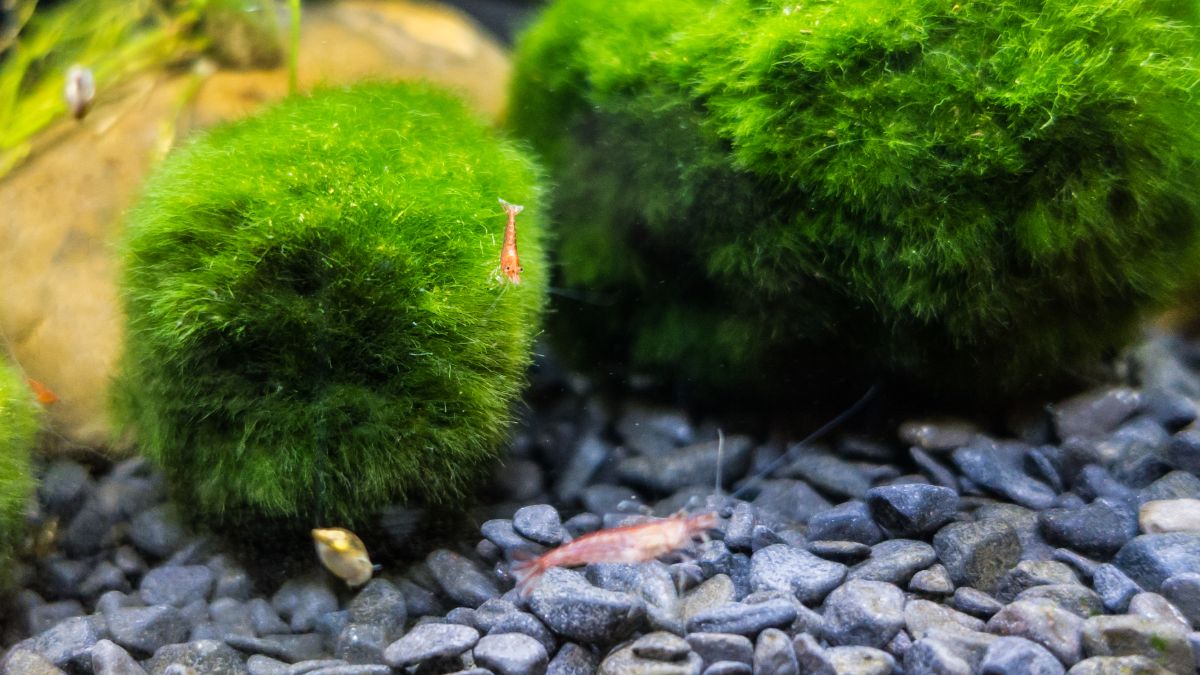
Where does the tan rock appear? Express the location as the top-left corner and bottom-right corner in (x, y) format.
(1139, 499), (1200, 534)
(0, 1), (510, 453)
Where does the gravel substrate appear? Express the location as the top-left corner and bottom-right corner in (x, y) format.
(4, 330), (1200, 674)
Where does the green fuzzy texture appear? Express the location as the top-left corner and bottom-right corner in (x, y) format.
(510, 0), (1200, 396)
(116, 82), (547, 527)
(0, 361), (37, 578)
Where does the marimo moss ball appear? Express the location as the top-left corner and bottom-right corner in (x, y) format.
(0, 361), (36, 574)
(116, 83), (547, 526)
(510, 0), (1200, 398)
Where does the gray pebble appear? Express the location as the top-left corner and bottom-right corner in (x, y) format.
(245, 598), (289, 636)
(1, 648), (65, 675)
(752, 480), (831, 524)
(865, 484), (958, 538)
(143, 640), (248, 675)
(1054, 548), (1101, 580)
(618, 436), (752, 496)
(806, 501), (885, 547)
(922, 627), (1000, 671)
(107, 605), (189, 656)
(383, 621), (480, 668)
(1081, 614), (1192, 674)
(1127, 592), (1191, 632)
(898, 419), (980, 452)
(825, 646), (895, 675)
(910, 564), (954, 595)
(685, 598), (796, 637)
(791, 633), (836, 675)
(849, 539), (938, 586)
(686, 633), (752, 667)
(513, 504), (567, 547)
(1114, 533), (1200, 592)
(303, 667), (391, 675)
(777, 450), (871, 500)
(749, 544), (845, 604)
(92, 639), (149, 675)
(598, 640), (702, 675)
(528, 567), (644, 644)
(903, 599), (985, 639)
(980, 636), (1064, 675)
(632, 631), (690, 661)
(128, 504), (188, 558)
(954, 439), (1058, 509)
(1016, 585), (1105, 619)
(272, 576), (339, 633)
(934, 519), (1021, 594)
(139, 566), (213, 608)
(427, 549), (501, 609)
(952, 587), (1003, 619)
(1138, 471), (1200, 505)
(1093, 564), (1143, 613)
(1165, 429), (1200, 474)
(225, 633), (325, 663)
(38, 460), (91, 518)
(29, 614), (106, 670)
(1160, 573), (1200, 628)
(752, 628), (797, 675)
(1039, 498), (1138, 559)
(616, 405), (693, 456)
(347, 578), (406, 640)
(702, 661), (752, 675)
(995, 561), (1081, 604)
(986, 600), (1084, 665)
(1141, 389), (1197, 432)
(724, 503), (755, 551)
(25, 599), (84, 635)
(547, 643), (598, 675)
(482, 520), (532, 553)
(806, 540), (871, 564)
(79, 562), (131, 599)
(910, 447), (960, 492)
(904, 638), (972, 675)
(335, 623), (388, 664)
(61, 500), (113, 558)
(822, 580), (904, 648)
(555, 434), (611, 504)
(1065, 655), (1176, 673)
(1052, 387), (1141, 441)
(209, 598), (254, 638)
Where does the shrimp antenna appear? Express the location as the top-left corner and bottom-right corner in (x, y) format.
(729, 382), (880, 500)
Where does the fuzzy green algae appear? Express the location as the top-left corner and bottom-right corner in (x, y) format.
(0, 361), (37, 578)
(511, 0), (1200, 400)
(116, 82), (548, 527)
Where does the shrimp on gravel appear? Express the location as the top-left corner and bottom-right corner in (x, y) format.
(511, 511), (719, 595)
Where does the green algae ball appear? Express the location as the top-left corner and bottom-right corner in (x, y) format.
(510, 0), (1200, 398)
(116, 82), (547, 526)
(0, 361), (36, 574)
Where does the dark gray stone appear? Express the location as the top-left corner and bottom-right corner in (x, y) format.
(898, 419), (980, 453)
(686, 633), (753, 666)
(618, 436), (752, 496)
(822, 580), (905, 649)
(513, 504), (567, 547)
(790, 633), (837, 675)
(752, 479), (832, 523)
(482, 519), (533, 553)
(598, 641), (703, 674)
(1160, 573), (1200, 628)
(38, 460), (91, 518)
(580, 484), (642, 517)
(849, 539), (938, 586)
(1093, 564), (1142, 613)
(1165, 429), (1200, 474)
(631, 631), (689, 661)
(702, 661), (753, 675)
(1128, 593), (1191, 632)
(749, 544), (845, 604)
(61, 500), (112, 557)
(777, 450), (872, 500)
(805, 501), (883, 546)
(25, 599), (84, 635)
(903, 599), (985, 639)
(952, 587), (1003, 619)
(723, 503), (755, 551)
(107, 605), (189, 656)
(528, 567), (643, 644)
(986, 600), (1084, 666)
(921, 627), (1000, 671)
(806, 539), (871, 564)
(29, 614), (106, 670)
(2, 648), (65, 675)
(904, 638), (972, 675)
(1052, 388), (1141, 441)
(1074, 465), (1136, 503)
(347, 578), (406, 640)
(485, 610), (556, 656)
(92, 639), (148, 675)
(383, 621), (479, 668)
(934, 520), (1021, 594)
(144, 640), (248, 675)
(752, 628), (797, 675)
(1027, 447), (1065, 494)
(139, 565), (213, 608)
(910, 564), (955, 595)
(547, 643), (598, 675)
(473, 633), (549, 675)
(334, 623), (388, 664)
(1114, 534), (1200, 592)
(554, 434), (611, 504)
(209, 598), (254, 638)
(1066, 655), (1177, 673)
(1016, 585), (1105, 619)
(995, 561), (1081, 604)
(1081, 615), (1193, 674)
(128, 504), (188, 558)
(910, 448), (960, 492)
(225, 633), (325, 663)
(246, 598), (289, 636)
(427, 549), (501, 609)
(954, 439), (1058, 509)
(79, 561), (130, 599)
(685, 599), (796, 637)
(615, 405), (693, 456)
(865, 484), (958, 538)
(980, 636), (1065, 675)
(1141, 389), (1198, 433)
(42, 556), (89, 599)
(272, 576), (339, 633)
(1039, 498), (1138, 559)
(1138, 471), (1200, 505)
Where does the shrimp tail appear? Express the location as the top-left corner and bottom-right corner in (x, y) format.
(498, 197), (524, 216)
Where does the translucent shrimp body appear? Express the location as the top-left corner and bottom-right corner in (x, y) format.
(512, 511), (718, 594)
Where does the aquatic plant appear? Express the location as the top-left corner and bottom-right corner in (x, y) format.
(116, 82), (547, 527)
(0, 361), (37, 578)
(510, 0), (1200, 398)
